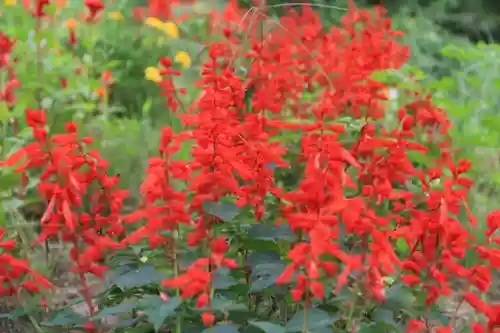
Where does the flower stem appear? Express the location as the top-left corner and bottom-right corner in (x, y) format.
(172, 229), (182, 333)
(303, 290), (310, 333)
(72, 238), (98, 332)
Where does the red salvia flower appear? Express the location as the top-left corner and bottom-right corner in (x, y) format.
(0, 229), (54, 296)
(84, 0), (105, 22)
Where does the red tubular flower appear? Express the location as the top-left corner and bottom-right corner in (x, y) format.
(33, 0), (51, 18)
(84, 0), (105, 22)
(156, 58), (185, 112)
(162, 259), (211, 301)
(148, 0), (171, 21)
(0, 229), (54, 296)
(201, 311), (215, 327)
(464, 292), (500, 332)
(0, 33), (15, 68)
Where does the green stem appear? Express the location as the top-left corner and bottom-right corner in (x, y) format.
(27, 314), (47, 333)
(302, 302), (308, 333)
(303, 290), (310, 333)
(346, 297), (356, 332)
(172, 229), (182, 333)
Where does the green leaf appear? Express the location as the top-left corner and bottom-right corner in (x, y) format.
(41, 308), (86, 326)
(202, 324), (241, 333)
(373, 308), (396, 327)
(248, 224), (295, 242)
(107, 60), (123, 68)
(357, 323), (385, 333)
(0, 102), (10, 122)
(213, 272), (239, 290)
(95, 303), (136, 319)
(112, 264), (164, 290)
(203, 201), (240, 222)
(138, 295), (163, 309)
(250, 263), (285, 292)
(285, 308), (334, 332)
(211, 295), (248, 313)
(142, 296), (181, 332)
(249, 320), (286, 333)
(241, 238), (281, 252)
(384, 284), (416, 310)
(246, 251), (282, 268)
(395, 238), (409, 254)
(142, 98), (153, 117)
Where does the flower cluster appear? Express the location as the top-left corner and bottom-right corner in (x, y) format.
(1, 1), (500, 333)
(0, 228), (54, 296)
(145, 3), (499, 332)
(2, 108), (128, 327)
(0, 32), (19, 109)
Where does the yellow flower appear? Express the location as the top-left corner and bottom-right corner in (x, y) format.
(4, 0), (16, 6)
(145, 67), (161, 83)
(145, 17), (162, 29)
(108, 11), (124, 21)
(175, 51), (191, 69)
(160, 21), (179, 39)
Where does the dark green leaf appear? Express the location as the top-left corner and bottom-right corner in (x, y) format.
(373, 308), (396, 327)
(143, 296), (181, 332)
(116, 319), (138, 328)
(428, 305), (450, 326)
(357, 323), (385, 333)
(211, 295), (248, 313)
(285, 308), (333, 332)
(213, 272), (239, 290)
(138, 295), (164, 309)
(248, 224), (295, 242)
(384, 284), (416, 310)
(250, 263), (285, 292)
(246, 251), (282, 268)
(241, 238), (281, 252)
(95, 303), (135, 319)
(125, 323), (155, 333)
(183, 325), (207, 333)
(249, 320), (286, 333)
(203, 201), (240, 222)
(112, 264), (164, 290)
(41, 308), (86, 326)
(202, 324), (241, 333)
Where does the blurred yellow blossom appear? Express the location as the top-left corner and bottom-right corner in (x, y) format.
(145, 67), (161, 83)
(4, 0), (16, 6)
(145, 17), (162, 29)
(175, 51), (191, 68)
(160, 22), (179, 39)
(144, 17), (179, 39)
(108, 11), (124, 21)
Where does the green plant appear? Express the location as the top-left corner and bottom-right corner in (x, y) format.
(0, 1), (499, 333)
